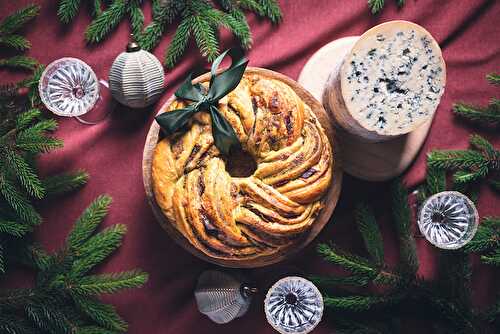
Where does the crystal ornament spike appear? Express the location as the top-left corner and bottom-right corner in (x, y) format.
(418, 191), (479, 250)
(194, 270), (255, 324)
(264, 276), (324, 334)
(39, 57), (99, 117)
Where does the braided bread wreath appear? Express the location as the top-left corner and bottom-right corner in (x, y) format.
(143, 68), (342, 267)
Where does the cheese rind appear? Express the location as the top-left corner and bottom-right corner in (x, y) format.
(328, 21), (446, 142)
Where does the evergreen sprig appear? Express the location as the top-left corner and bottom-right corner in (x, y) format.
(428, 134), (500, 190)
(368, 0), (406, 14)
(57, 0), (282, 68)
(0, 196), (148, 333)
(453, 74), (500, 126)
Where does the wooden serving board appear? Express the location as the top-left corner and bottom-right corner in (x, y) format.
(143, 67), (343, 268)
(298, 37), (434, 182)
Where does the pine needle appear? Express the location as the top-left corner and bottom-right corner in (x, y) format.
(0, 4), (40, 35)
(67, 270), (148, 295)
(368, 0), (385, 14)
(0, 34), (31, 50)
(355, 203), (384, 266)
(42, 170), (89, 197)
(0, 56), (38, 71)
(391, 180), (418, 275)
(66, 195), (112, 250)
(58, 0), (82, 24)
(73, 295), (128, 332)
(164, 17), (192, 69)
(3, 149), (44, 199)
(85, 0), (127, 43)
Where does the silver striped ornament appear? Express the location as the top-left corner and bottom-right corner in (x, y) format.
(109, 37), (164, 108)
(194, 270), (256, 324)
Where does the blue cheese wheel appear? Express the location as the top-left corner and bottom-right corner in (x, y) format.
(329, 21), (446, 142)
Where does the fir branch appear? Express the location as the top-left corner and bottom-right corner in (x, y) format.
(317, 243), (378, 278)
(85, 0), (128, 43)
(355, 203), (384, 266)
(3, 149), (44, 199)
(67, 195), (112, 250)
(91, 0), (103, 18)
(0, 174), (41, 226)
(257, 0), (282, 23)
(191, 14), (219, 61)
(487, 73), (500, 85)
(0, 219), (30, 237)
(164, 17), (192, 69)
(0, 56), (38, 71)
(66, 270), (148, 295)
(0, 4), (40, 35)
(453, 102), (500, 126)
(368, 0), (385, 14)
(73, 295), (127, 332)
(70, 224), (127, 277)
(391, 180), (418, 275)
(324, 294), (401, 312)
(42, 170), (89, 197)
(463, 217), (500, 253)
(309, 274), (371, 288)
(0, 34), (31, 50)
(58, 0), (82, 24)
(426, 165), (447, 195)
(481, 250), (500, 266)
(128, 0), (144, 38)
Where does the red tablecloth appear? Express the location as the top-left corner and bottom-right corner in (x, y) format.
(1, 1), (499, 333)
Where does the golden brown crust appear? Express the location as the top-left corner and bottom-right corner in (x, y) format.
(151, 73), (333, 260)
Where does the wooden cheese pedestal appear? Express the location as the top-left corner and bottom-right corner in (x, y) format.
(298, 35), (436, 182)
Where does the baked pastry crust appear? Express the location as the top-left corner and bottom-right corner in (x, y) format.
(152, 74), (334, 260)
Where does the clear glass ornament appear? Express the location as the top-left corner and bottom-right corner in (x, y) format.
(418, 191), (479, 250)
(38, 57), (111, 124)
(264, 276), (323, 334)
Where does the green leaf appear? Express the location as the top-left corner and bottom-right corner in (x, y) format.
(58, 0), (82, 24)
(67, 195), (112, 250)
(0, 4), (40, 35)
(355, 203), (384, 266)
(73, 295), (127, 332)
(67, 270), (148, 295)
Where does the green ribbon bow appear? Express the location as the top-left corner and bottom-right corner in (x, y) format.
(155, 49), (249, 155)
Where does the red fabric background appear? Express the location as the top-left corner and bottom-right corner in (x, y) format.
(1, 0), (499, 333)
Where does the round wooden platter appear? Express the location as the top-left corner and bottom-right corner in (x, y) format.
(298, 37), (434, 182)
(143, 67), (343, 268)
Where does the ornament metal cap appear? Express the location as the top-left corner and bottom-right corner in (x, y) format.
(126, 34), (141, 52)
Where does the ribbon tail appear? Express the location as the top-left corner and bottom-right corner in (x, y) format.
(208, 48), (249, 101)
(209, 105), (240, 155)
(155, 106), (197, 136)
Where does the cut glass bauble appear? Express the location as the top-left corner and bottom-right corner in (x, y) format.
(418, 191), (479, 250)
